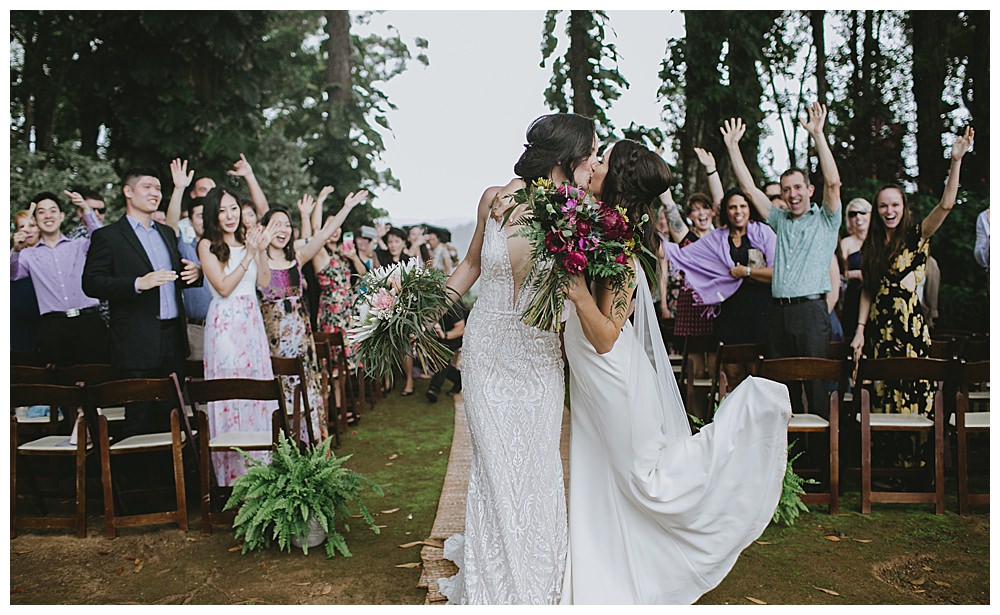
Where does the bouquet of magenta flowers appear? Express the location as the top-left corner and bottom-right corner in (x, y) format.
(505, 178), (651, 333)
(347, 259), (455, 382)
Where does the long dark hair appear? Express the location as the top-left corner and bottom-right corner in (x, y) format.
(718, 188), (764, 228)
(261, 206), (295, 262)
(513, 113), (596, 184)
(201, 186), (245, 264)
(600, 139), (672, 264)
(860, 183), (913, 298)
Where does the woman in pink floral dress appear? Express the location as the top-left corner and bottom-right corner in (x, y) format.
(259, 190), (367, 444)
(311, 215), (370, 370)
(198, 186), (277, 487)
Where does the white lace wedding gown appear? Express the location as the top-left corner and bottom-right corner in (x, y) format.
(438, 216), (567, 604)
(560, 263), (791, 604)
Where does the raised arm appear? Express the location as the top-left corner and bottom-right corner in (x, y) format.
(166, 158), (194, 233)
(296, 189), (367, 266)
(310, 185), (335, 240)
(920, 126), (974, 240)
(62, 190), (104, 235)
(800, 102), (841, 214)
(721, 118), (772, 220)
(228, 153), (269, 217)
(657, 189), (690, 244)
(694, 147), (724, 208)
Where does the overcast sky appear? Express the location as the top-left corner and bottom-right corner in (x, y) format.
(356, 10), (686, 226)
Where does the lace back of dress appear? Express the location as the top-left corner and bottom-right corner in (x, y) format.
(632, 262), (691, 438)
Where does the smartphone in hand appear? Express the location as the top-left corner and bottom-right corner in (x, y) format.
(343, 231), (355, 253)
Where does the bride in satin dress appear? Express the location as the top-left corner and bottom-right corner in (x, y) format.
(437, 113), (598, 605)
(560, 140), (791, 604)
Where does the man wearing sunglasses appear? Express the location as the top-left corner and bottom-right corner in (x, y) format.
(65, 188), (111, 324)
(66, 188), (107, 239)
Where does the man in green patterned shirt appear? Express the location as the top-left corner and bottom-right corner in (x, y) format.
(721, 102), (842, 418)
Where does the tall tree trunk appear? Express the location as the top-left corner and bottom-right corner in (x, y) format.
(679, 11), (725, 197)
(324, 10), (353, 106)
(963, 10), (989, 191)
(810, 11), (828, 105)
(910, 10), (951, 193)
(567, 11), (596, 119)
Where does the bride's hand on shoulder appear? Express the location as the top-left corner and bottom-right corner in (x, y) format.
(488, 179), (526, 222)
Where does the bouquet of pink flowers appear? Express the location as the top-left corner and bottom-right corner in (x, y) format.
(505, 178), (650, 333)
(347, 259), (454, 382)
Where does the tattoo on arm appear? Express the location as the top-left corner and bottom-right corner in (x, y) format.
(663, 202), (688, 242)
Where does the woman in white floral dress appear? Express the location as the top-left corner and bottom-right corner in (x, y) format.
(198, 186), (277, 486)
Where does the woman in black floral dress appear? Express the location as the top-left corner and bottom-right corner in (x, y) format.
(850, 127), (974, 414)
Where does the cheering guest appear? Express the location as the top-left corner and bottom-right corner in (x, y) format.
(13, 191), (110, 366)
(83, 169), (201, 436)
(198, 186), (277, 485)
(839, 198), (871, 335)
(10, 209), (42, 353)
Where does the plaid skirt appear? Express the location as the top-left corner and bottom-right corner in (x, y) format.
(673, 286), (715, 337)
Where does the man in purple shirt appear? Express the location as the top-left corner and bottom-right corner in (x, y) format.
(83, 168), (201, 437)
(11, 191), (110, 366)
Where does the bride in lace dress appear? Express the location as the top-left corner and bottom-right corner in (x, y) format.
(560, 140), (790, 604)
(437, 113), (598, 605)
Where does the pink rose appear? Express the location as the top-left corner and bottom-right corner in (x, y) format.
(601, 209), (628, 239)
(562, 250), (588, 274)
(575, 218), (592, 234)
(615, 253), (629, 265)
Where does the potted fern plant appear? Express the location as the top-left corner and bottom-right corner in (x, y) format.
(224, 433), (383, 557)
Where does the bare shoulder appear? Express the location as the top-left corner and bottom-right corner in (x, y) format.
(478, 179), (526, 221)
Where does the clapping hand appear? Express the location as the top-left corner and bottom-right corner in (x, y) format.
(951, 126), (975, 161)
(170, 158), (194, 189)
(228, 153), (255, 179)
(375, 220), (391, 238)
(245, 224), (268, 254)
(800, 102), (828, 136)
(137, 269), (179, 291)
(179, 258), (201, 285)
(720, 118), (746, 148)
(693, 147), (717, 173)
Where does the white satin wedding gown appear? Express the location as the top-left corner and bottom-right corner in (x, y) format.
(438, 216), (567, 604)
(560, 263), (791, 604)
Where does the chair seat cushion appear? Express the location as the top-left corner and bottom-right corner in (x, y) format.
(18, 436), (93, 452)
(110, 431), (188, 451)
(949, 411), (990, 429)
(856, 413), (934, 428)
(789, 413), (830, 429)
(209, 431), (273, 449)
(98, 406), (126, 421)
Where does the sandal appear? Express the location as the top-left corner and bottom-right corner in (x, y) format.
(401, 389), (414, 397)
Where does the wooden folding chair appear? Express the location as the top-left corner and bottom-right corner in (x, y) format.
(856, 357), (949, 514)
(314, 331), (356, 437)
(185, 376), (288, 533)
(759, 357), (846, 514)
(679, 335), (716, 423)
(10, 366), (65, 437)
(713, 343), (765, 405)
(53, 364), (126, 435)
(313, 338), (341, 448)
(84, 374), (196, 537)
(953, 359), (989, 515)
(10, 382), (92, 537)
(270, 355), (316, 448)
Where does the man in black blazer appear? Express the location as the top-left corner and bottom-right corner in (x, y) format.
(83, 168), (202, 437)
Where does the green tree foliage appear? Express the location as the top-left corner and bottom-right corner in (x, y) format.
(540, 10), (629, 140)
(658, 11), (780, 196)
(9, 10), (422, 230)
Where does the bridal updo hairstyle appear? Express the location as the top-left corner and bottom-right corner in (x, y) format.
(201, 186), (246, 265)
(600, 139), (672, 260)
(513, 113), (596, 184)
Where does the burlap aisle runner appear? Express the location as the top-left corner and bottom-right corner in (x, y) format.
(419, 393), (571, 604)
